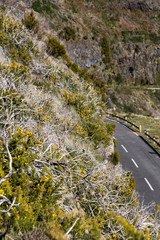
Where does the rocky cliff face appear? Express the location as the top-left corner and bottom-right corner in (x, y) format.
(66, 39), (102, 69)
(121, 0), (160, 11)
(63, 0), (160, 85)
(113, 42), (160, 84)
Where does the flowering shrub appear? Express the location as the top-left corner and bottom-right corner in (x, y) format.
(60, 88), (113, 146)
(0, 14), (34, 64)
(0, 129), (61, 233)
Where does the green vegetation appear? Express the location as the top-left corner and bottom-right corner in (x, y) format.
(22, 10), (39, 32)
(87, 70), (107, 101)
(0, 14), (34, 64)
(32, 0), (59, 15)
(29, 0), (160, 87)
(107, 86), (160, 118)
(0, 14), (3, 30)
(101, 36), (111, 65)
(83, 35), (88, 40)
(123, 104), (137, 114)
(112, 150), (120, 165)
(71, 62), (79, 73)
(121, 31), (144, 43)
(59, 26), (76, 41)
(127, 114), (160, 138)
(113, 138), (117, 148)
(0, 128), (61, 233)
(115, 73), (123, 85)
(121, 31), (160, 44)
(47, 36), (66, 57)
(149, 32), (160, 44)
(0, 2), (160, 240)
(151, 90), (160, 102)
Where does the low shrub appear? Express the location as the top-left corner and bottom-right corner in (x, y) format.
(79, 68), (91, 82)
(112, 150), (120, 165)
(113, 138), (117, 148)
(83, 118), (113, 147)
(83, 35), (88, 40)
(101, 36), (111, 65)
(115, 73), (123, 85)
(128, 172), (136, 190)
(87, 69), (107, 101)
(47, 36), (66, 57)
(110, 94), (120, 107)
(149, 33), (159, 44)
(59, 26), (76, 41)
(71, 62), (79, 73)
(32, 0), (59, 15)
(0, 14), (4, 30)
(123, 104), (137, 113)
(22, 11), (39, 32)
(0, 16), (34, 64)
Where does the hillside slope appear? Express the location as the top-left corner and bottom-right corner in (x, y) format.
(28, 0), (160, 86)
(29, 0), (160, 118)
(2, 0), (160, 87)
(0, 1), (160, 240)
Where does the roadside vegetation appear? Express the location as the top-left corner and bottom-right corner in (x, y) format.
(127, 115), (160, 138)
(127, 114), (160, 151)
(106, 86), (160, 119)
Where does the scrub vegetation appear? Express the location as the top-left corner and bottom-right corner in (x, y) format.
(0, 2), (160, 240)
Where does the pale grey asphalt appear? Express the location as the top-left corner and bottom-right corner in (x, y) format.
(108, 119), (160, 205)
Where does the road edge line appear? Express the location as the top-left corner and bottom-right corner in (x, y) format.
(144, 178), (154, 191)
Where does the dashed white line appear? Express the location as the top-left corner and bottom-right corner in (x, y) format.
(121, 144), (128, 153)
(131, 158), (139, 168)
(133, 132), (139, 136)
(144, 178), (154, 191)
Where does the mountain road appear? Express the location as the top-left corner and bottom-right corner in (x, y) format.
(108, 119), (160, 205)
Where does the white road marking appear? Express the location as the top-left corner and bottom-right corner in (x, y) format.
(144, 178), (154, 191)
(121, 145), (128, 153)
(133, 132), (139, 136)
(131, 158), (139, 168)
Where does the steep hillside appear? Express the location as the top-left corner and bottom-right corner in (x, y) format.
(106, 86), (160, 118)
(0, 1), (160, 240)
(27, 0), (160, 86)
(28, 0), (160, 118)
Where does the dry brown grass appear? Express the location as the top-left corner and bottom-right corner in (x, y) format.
(127, 114), (160, 138)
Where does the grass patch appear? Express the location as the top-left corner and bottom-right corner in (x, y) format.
(121, 31), (159, 44)
(127, 115), (160, 138)
(32, 0), (59, 15)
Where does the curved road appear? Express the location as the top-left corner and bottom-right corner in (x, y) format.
(108, 119), (160, 205)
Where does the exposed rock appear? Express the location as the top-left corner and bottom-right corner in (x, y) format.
(66, 39), (102, 69)
(120, 0), (160, 11)
(113, 43), (159, 84)
(123, 1), (151, 11)
(84, 1), (95, 9)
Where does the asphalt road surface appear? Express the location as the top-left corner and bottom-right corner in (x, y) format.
(108, 118), (160, 205)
